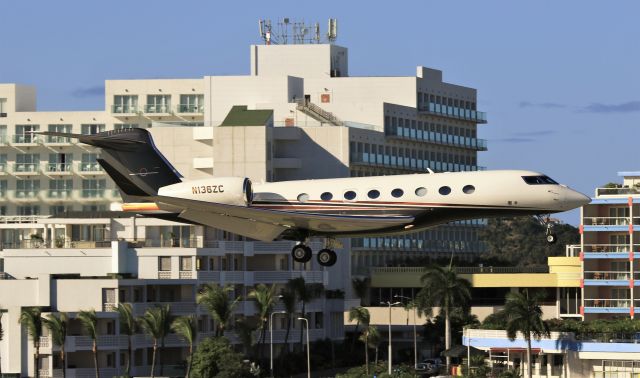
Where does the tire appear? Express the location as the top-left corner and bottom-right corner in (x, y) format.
(546, 233), (557, 244)
(292, 244), (312, 263)
(317, 249), (337, 267)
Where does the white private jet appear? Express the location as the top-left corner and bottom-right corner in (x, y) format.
(40, 129), (590, 267)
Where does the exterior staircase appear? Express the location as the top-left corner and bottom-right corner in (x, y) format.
(295, 100), (344, 126)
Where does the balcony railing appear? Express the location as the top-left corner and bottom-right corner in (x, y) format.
(46, 163), (72, 173)
(350, 152), (483, 173)
(144, 104), (172, 114)
(0, 135), (7, 145)
(584, 298), (631, 308)
(81, 189), (106, 198)
(177, 104), (204, 113)
(582, 244), (630, 253)
(584, 271), (630, 280)
(15, 190), (39, 199)
(13, 163), (39, 173)
(47, 189), (72, 199)
(596, 187), (640, 196)
(418, 102), (487, 123)
(12, 135), (39, 144)
(79, 162), (103, 172)
(386, 127), (488, 151)
(111, 105), (139, 114)
(584, 217), (631, 226)
(0, 163), (6, 173)
(45, 135), (72, 144)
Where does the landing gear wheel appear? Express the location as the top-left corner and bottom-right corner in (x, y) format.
(292, 244), (312, 263)
(546, 233), (558, 244)
(317, 248), (337, 267)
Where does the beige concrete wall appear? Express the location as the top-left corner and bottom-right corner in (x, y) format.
(251, 44), (347, 79)
(55, 278), (117, 312)
(213, 125), (271, 182)
(149, 126), (214, 180)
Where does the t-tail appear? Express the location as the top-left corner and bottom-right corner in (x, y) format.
(39, 129), (182, 199)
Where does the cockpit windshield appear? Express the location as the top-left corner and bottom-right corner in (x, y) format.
(522, 175), (559, 185)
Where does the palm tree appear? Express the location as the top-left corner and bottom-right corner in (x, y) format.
(171, 315), (197, 378)
(348, 306), (371, 373)
(138, 304), (172, 378)
(115, 303), (136, 377)
(368, 326), (382, 365)
(288, 277), (323, 347)
(248, 283), (278, 359)
(351, 277), (370, 306)
(77, 310), (100, 378)
(504, 289), (550, 378)
(196, 283), (239, 336)
(42, 313), (68, 378)
(19, 307), (43, 378)
(280, 287), (296, 351)
(417, 264), (471, 370)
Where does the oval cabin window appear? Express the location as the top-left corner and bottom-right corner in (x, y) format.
(368, 190), (380, 199)
(320, 192), (333, 201)
(463, 185), (475, 194)
(415, 187), (427, 197)
(297, 193), (310, 203)
(439, 186), (451, 195)
(344, 190), (357, 200)
(391, 189), (404, 198)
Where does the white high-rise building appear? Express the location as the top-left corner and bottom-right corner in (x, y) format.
(0, 35), (488, 375)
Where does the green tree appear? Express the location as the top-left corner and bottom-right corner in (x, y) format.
(248, 283), (278, 359)
(77, 310), (100, 378)
(19, 307), (43, 378)
(504, 289), (550, 378)
(42, 313), (69, 378)
(368, 326), (382, 365)
(138, 304), (172, 378)
(288, 277), (323, 347)
(417, 264), (471, 370)
(351, 277), (370, 306)
(190, 337), (252, 378)
(196, 283), (239, 336)
(280, 287), (296, 351)
(172, 315), (197, 378)
(115, 303), (136, 377)
(348, 306), (371, 374)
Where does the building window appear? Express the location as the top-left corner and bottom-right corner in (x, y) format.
(81, 153), (100, 171)
(49, 179), (73, 198)
(179, 94), (204, 113)
(81, 124), (105, 135)
(48, 153), (72, 172)
(113, 95), (138, 113)
(16, 180), (40, 198)
(159, 257), (172, 271)
(14, 125), (39, 143)
(0, 180), (6, 197)
(114, 124), (139, 130)
(180, 257), (193, 271)
(0, 98), (6, 116)
(146, 95), (171, 113)
(51, 205), (71, 216)
(82, 204), (107, 212)
(82, 179), (106, 198)
(47, 124), (72, 143)
(17, 205), (40, 216)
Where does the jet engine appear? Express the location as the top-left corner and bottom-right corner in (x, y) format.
(157, 177), (253, 206)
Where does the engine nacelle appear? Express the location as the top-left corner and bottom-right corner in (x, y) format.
(158, 177), (253, 206)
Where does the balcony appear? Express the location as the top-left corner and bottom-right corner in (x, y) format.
(47, 189), (72, 200)
(581, 244), (631, 259)
(111, 104), (140, 114)
(14, 190), (39, 201)
(0, 163), (6, 175)
(596, 186), (640, 197)
(0, 135), (7, 145)
(11, 135), (39, 145)
(78, 162), (103, 174)
(418, 102), (488, 123)
(584, 271), (630, 285)
(13, 163), (39, 175)
(144, 104), (172, 114)
(386, 127), (488, 151)
(583, 298), (631, 313)
(44, 135), (73, 145)
(81, 189), (106, 199)
(45, 163), (73, 175)
(176, 104), (204, 114)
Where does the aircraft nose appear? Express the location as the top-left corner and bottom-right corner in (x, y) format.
(564, 189), (591, 210)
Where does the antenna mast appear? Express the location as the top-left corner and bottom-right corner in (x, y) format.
(258, 18), (338, 45)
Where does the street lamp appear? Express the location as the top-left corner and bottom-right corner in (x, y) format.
(381, 300), (401, 375)
(269, 310), (286, 377)
(395, 294), (418, 369)
(298, 317), (311, 378)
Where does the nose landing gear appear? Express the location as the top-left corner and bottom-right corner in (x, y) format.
(536, 215), (557, 244)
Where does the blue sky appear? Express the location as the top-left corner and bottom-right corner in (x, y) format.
(1, 1), (638, 224)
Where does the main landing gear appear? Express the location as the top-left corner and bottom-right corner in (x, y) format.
(291, 242), (338, 267)
(536, 215), (557, 244)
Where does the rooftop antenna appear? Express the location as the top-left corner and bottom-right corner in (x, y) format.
(258, 18), (337, 44)
(327, 18), (338, 43)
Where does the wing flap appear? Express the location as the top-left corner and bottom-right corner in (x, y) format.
(179, 209), (287, 242)
(154, 195), (414, 236)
